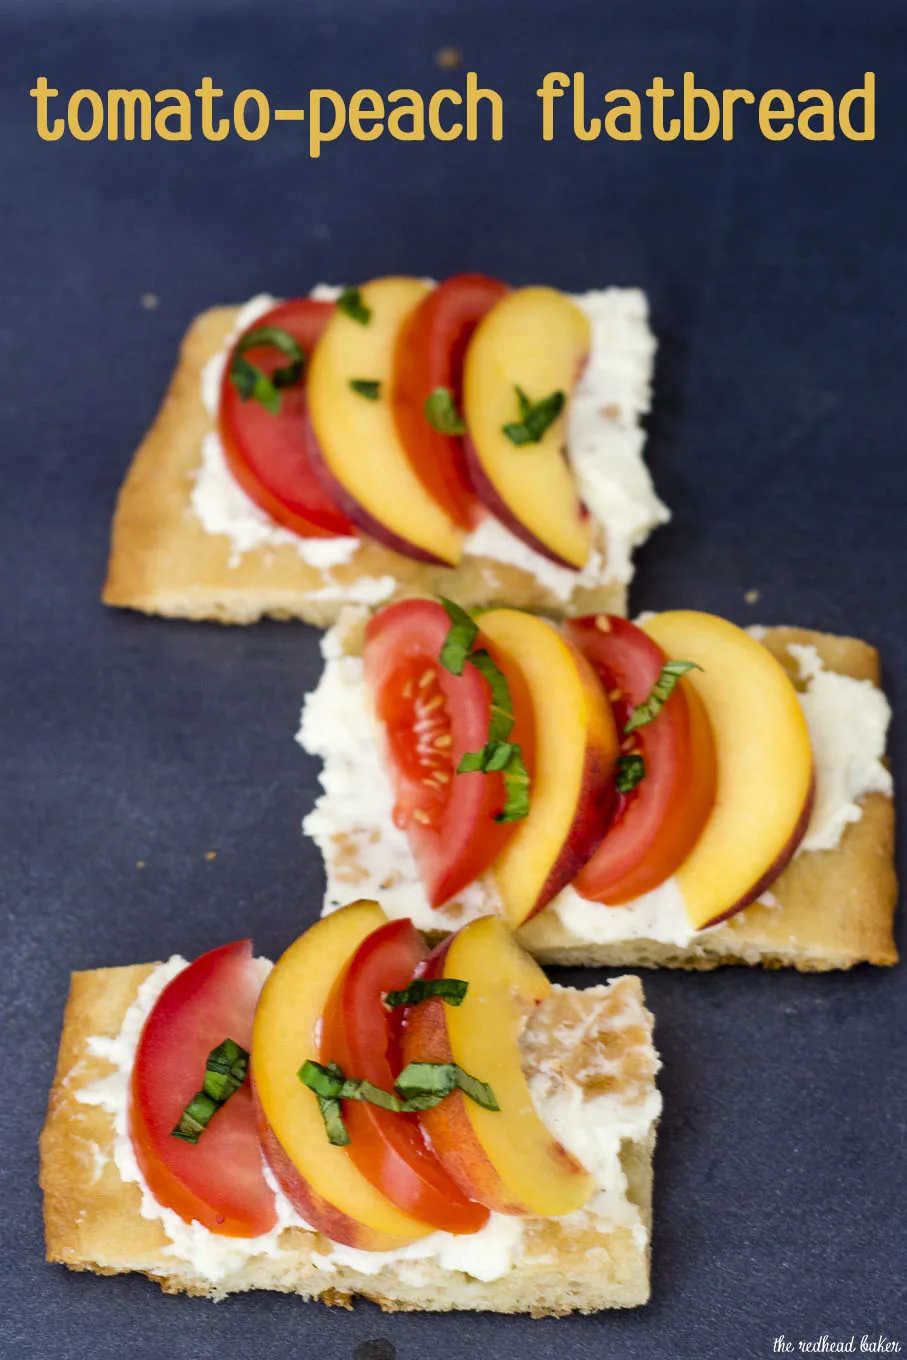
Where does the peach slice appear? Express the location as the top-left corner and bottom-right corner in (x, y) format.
(462, 286), (592, 568)
(306, 277), (464, 566)
(641, 611), (814, 929)
(251, 900), (433, 1249)
(477, 608), (619, 927)
(402, 916), (594, 1216)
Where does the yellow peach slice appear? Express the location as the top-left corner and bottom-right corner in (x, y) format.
(403, 916), (594, 1216)
(478, 609), (618, 927)
(462, 287), (592, 568)
(252, 900), (434, 1248)
(642, 611), (814, 929)
(307, 277), (464, 566)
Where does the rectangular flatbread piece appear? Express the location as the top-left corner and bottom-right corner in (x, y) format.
(41, 965), (659, 1315)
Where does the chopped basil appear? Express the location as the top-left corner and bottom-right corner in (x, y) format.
(396, 1062), (500, 1112)
(458, 740), (530, 823)
(384, 977), (468, 1008)
(228, 326), (306, 416)
(349, 378), (381, 401)
(336, 286), (371, 325)
(171, 1037), (250, 1144)
(501, 385), (565, 446)
(299, 1055), (499, 1145)
(438, 597), (478, 675)
(624, 661), (702, 734)
(437, 609), (531, 822)
(615, 752), (646, 794)
(464, 649), (514, 744)
(424, 386), (466, 435)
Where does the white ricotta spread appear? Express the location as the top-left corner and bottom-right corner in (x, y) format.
(189, 285), (665, 597)
(75, 961), (657, 1289)
(788, 643), (893, 851)
(298, 619), (893, 945)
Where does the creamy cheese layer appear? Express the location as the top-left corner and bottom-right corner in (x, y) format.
(298, 620), (893, 946)
(75, 962), (658, 1287)
(190, 286), (666, 599)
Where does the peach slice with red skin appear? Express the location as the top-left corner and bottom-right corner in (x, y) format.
(641, 611), (814, 930)
(475, 608), (619, 928)
(402, 916), (594, 1216)
(306, 277), (465, 566)
(462, 286), (592, 568)
(251, 900), (434, 1249)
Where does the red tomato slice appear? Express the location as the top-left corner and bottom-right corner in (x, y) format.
(392, 273), (509, 529)
(321, 919), (488, 1234)
(364, 599), (519, 907)
(129, 940), (276, 1237)
(565, 616), (717, 904)
(218, 299), (355, 538)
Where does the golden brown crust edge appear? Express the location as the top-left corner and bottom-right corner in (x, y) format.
(102, 307), (627, 627)
(519, 626), (898, 971)
(41, 968), (656, 1313)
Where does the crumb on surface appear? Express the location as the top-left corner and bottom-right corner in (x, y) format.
(136, 861), (145, 869)
(435, 46), (461, 68)
(205, 851), (217, 861)
(744, 589), (761, 604)
(140, 293), (159, 310)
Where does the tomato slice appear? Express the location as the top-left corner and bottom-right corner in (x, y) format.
(364, 599), (519, 907)
(218, 298), (355, 538)
(392, 274), (509, 529)
(129, 940), (276, 1237)
(321, 919), (488, 1234)
(565, 616), (717, 904)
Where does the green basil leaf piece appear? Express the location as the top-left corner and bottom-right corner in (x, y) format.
(228, 326), (306, 415)
(465, 649), (514, 744)
(624, 660), (703, 734)
(384, 978), (469, 1009)
(424, 386), (466, 435)
(395, 1061), (499, 1112)
(171, 1037), (250, 1144)
(336, 286), (371, 325)
(615, 752), (646, 794)
(349, 378), (381, 401)
(501, 385), (565, 446)
(438, 597), (479, 675)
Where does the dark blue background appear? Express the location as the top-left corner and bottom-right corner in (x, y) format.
(1, 2), (905, 1356)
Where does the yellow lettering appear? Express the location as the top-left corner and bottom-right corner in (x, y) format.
(721, 88), (754, 141)
(536, 71), (569, 140)
(572, 72), (601, 141)
(604, 90), (641, 141)
(758, 89), (795, 141)
(349, 89), (384, 141)
(309, 89), (345, 159)
(465, 72), (502, 141)
(798, 89), (835, 141)
(107, 89), (152, 141)
(234, 89), (270, 141)
(647, 77), (680, 141)
(428, 89), (462, 141)
(683, 72), (720, 140)
(839, 72), (875, 140)
(195, 77), (229, 141)
(154, 90), (192, 141)
(388, 89), (424, 140)
(68, 89), (104, 141)
(30, 77), (64, 141)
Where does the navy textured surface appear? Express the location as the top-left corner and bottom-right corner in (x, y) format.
(1, 2), (905, 1357)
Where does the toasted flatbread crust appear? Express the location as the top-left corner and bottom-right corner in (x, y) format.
(41, 968), (657, 1314)
(102, 307), (626, 627)
(520, 628), (898, 970)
